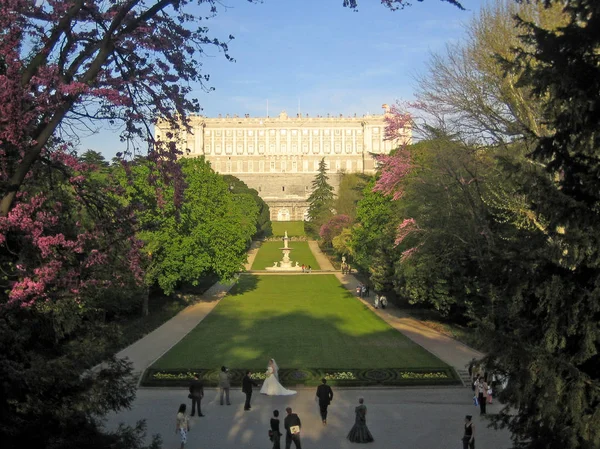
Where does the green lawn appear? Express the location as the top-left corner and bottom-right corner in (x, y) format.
(251, 241), (320, 270)
(150, 275), (447, 370)
(271, 221), (305, 237)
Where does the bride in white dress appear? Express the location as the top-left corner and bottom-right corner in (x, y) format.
(260, 358), (296, 396)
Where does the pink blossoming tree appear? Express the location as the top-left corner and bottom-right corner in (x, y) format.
(319, 214), (352, 247)
(0, 1), (254, 447)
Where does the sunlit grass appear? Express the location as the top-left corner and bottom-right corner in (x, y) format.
(251, 241), (320, 270)
(151, 275), (448, 370)
(271, 221), (305, 236)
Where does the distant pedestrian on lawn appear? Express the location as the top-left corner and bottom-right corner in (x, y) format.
(315, 378), (334, 425)
(462, 415), (475, 449)
(175, 403), (190, 449)
(284, 407), (302, 449)
(242, 370), (259, 410)
(189, 373), (204, 417)
(347, 398), (374, 443)
(270, 409), (282, 449)
(219, 366), (231, 405)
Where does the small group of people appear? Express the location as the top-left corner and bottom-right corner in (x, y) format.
(467, 358), (493, 416)
(177, 359), (376, 448)
(341, 262), (352, 274)
(356, 283), (370, 298)
(373, 294), (387, 309)
(300, 264), (312, 273)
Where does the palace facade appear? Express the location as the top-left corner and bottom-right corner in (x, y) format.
(155, 109), (410, 221)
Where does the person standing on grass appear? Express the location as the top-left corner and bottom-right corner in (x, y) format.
(284, 407), (302, 449)
(219, 366), (231, 405)
(270, 409), (282, 449)
(175, 403), (190, 449)
(189, 373), (204, 417)
(242, 370), (259, 411)
(462, 415), (475, 449)
(316, 378), (334, 425)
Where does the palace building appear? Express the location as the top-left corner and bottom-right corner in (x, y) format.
(155, 108), (410, 221)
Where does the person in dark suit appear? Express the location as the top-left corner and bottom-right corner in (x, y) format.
(270, 409), (281, 449)
(242, 370), (259, 411)
(189, 373), (204, 417)
(315, 378), (334, 424)
(284, 407), (302, 449)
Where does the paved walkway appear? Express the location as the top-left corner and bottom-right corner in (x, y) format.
(105, 387), (510, 449)
(116, 280), (236, 383)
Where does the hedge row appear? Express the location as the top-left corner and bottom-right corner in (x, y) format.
(141, 367), (461, 388)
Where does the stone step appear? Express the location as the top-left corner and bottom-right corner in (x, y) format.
(456, 369), (472, 388)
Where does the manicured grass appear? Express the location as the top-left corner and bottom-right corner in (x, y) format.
(271, 221), (305, 237)
(150, 275), (448, 370)
(251, 241), (320, 270)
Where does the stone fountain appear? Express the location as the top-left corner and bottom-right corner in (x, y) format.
(265, 231), (303, 271)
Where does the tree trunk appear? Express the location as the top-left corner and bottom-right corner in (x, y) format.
(142, 287), (150, 317)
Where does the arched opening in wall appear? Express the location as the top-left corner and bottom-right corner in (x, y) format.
(277, 208), (291, 222)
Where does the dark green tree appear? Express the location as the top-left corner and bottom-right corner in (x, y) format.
(479, 2), (600, 448)
(79, 150), (110, 168)
(222, 175), (272, 238)
(117, 157), (256, 297)
(306, 158), (335, 236)
(334, 173), (369, 220)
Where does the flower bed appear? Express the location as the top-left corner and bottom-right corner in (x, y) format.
(140, 367), (461, 388)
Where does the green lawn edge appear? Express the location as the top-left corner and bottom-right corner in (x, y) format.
(271, 221), (305, 237)
(250, 241), (320, 270)
(140, 366), (461, 388)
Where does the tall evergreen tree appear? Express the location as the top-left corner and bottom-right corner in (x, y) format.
(306, 158), (335, 235)
(480, 2), (600, 448)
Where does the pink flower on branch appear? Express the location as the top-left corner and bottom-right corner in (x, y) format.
(372, 148), (412, 200)
(394, 218), (421, 246)
(383, 103), (413, 142)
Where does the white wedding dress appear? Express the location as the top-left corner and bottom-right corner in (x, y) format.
(260, 366), (296, 396)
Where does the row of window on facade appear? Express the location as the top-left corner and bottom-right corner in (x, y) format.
(199, 141), (385, 155)
(203, 127), (379, 137)
(211, 159), (363, 173)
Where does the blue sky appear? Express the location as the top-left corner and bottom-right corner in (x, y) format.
(82, 0), (483, 159)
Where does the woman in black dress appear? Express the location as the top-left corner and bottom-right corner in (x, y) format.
(347, 398), (374, 443)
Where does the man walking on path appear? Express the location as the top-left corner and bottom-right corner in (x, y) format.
(219, 366), (231, 405)
(284, 407), (302, 449)
(242, 370), (259, 410)
(315, 378), (334, 425)
(189, 373), (204, 417)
